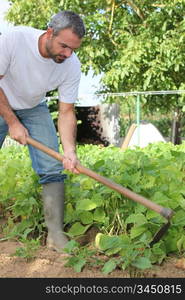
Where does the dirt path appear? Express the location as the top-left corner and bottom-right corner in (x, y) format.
(0, 239), (185, 278)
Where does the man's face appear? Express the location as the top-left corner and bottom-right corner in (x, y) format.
(45, 28), (82, 63)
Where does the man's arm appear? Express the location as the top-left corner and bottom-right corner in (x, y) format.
(0, 84), (29, 145)
(58, 102), (79, 173)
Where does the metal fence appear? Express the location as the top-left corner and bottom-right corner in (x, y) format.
(47, 90), (185, 146)
(2, 90), (185, 148)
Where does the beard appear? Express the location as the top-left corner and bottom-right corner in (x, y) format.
(50, 55), (66, 64)
(45, 41), (67, 64)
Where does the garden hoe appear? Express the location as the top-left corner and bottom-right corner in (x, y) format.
(26, 137), (174, 246)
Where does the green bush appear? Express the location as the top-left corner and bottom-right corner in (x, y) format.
(1, 141), (185, 273)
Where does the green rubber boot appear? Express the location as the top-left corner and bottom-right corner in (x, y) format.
(42, 182), (68, 251)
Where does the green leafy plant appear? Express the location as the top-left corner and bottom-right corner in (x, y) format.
(0, 146), (44, 241)
(13, 238), (40, 261)
(1, 141), (185, 274)
(63, 141), (185, 273)
(63, 240), (103, 273)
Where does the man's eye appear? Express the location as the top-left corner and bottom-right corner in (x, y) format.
(59, 43), (74, 52)
(60, 44), (67, 48)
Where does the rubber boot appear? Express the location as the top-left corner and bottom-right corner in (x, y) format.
(42, 182), (68, 251)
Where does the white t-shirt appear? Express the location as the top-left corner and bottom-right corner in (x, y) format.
(0, 26), (81, 110)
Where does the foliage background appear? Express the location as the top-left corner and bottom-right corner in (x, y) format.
(5, 0), (185, 141)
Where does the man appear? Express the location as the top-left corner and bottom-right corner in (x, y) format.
(0, 11), (86, 251)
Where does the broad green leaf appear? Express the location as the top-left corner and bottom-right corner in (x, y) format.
(95, 233), (103, 249)
(105, 247), (122, 256)
(177, 235), (185, 252)
(68, 222), (91, 237)
(65, 203), (75, 223)
(63, 240), (80, 254)
(95, 233), (122, 251)
(125, 213), (147, 226)
(94, 160), (105, 169)
(164, 228), (179, 253)
(76, 199), (98, 211)
(178, 198), (185, 210)
(73, 258), (87, 273)
(130, 225), (148, 239)
(79, 211), (94, 224)
(132, 257), (152, 270)
(151, 191), (169, 205)
(173, 210), (185, 226)
(93, 208), (106, 222)
(64, 256), (86, 273)
(79, 178), (95, 190)
(102, 259), (117, 274)
(91, 196), (103, 207)
(146, 210), (161, 220)
(150, 244), (166, 264)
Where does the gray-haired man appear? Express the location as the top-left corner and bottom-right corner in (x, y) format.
(0, 11), (86, 251)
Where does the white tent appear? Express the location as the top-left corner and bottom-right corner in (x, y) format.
(121, 121), (166, 149)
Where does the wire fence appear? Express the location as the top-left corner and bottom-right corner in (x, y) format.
(47, 90), (185, 99)
(2, 90), (185, 148)
(76, 90), (185, 146)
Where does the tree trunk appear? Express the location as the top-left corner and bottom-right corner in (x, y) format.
(171, 111), (182, 144)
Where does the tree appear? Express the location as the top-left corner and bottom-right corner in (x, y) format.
(6, 0), (185, 142)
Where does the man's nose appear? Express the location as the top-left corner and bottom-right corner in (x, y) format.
(63, 47), (73, 57)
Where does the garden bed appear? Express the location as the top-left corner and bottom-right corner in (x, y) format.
(0, 239), (185, 278)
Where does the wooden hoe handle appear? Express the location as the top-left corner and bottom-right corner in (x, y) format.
(26, 137), (174, 220)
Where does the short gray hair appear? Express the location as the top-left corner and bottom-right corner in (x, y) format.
(48, 11), (85, 38)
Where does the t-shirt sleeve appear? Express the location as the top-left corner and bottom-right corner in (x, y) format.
(58, 58), (81, 104)
(0, 30), (14, 76)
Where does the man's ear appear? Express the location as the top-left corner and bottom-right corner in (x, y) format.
(46, 27), (54, 39)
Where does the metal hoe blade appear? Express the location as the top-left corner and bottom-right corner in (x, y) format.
(149, 221), (171, 247)
(149, 208), (174, 246)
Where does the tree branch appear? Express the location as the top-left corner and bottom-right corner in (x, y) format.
(125, 0), (145, 20)
(109, 0), (116, 33)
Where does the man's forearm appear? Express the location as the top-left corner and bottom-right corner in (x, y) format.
(58, 108), (77, 153)
(0, 87), (28, 144)
(0, 87), (19, 126)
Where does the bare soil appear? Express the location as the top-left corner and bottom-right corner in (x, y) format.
(0, 215), (185, 278)
(0, 238), (185, 278)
